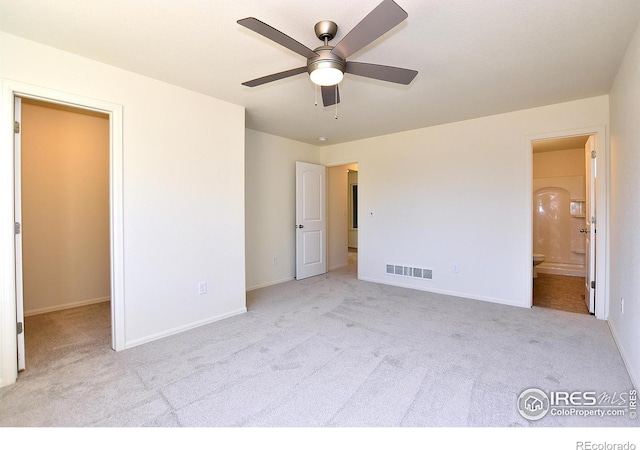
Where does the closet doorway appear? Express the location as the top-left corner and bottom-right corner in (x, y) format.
(2, 81), (125, 387)
(17, 98), (111, 372)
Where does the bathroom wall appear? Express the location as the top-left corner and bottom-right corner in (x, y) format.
(532, 148), (586, 266)
(533, 148), (585, 200)
(533, 148), (585, 178)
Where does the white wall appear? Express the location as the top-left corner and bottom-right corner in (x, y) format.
(609, 20), (640, 389)
(21, 101), (110, 315)
(245, 129), (320, 290)
(1, 31), (246, 370)
(321, 96), (609, 307)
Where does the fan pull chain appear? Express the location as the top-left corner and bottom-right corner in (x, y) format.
(335, 84), (338, 119)
(314, 84), (318, 107)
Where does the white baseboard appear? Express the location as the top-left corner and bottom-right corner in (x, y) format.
(246, 277), (295, 292)
(124, 307), (247, 350)
(608, 320), (639, 391)
(25, 296), (111, 317)
(359, 275), (529, 309)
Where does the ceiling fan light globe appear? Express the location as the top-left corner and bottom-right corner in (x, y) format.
(310, 67), (344, 86)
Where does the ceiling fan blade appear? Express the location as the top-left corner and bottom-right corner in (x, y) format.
(331, 0), (408, 60)
(238, 17), (318, 59)
(346, 61), (417, 85)
(321, 85), (340, 107)
(242, 67), (307, 87)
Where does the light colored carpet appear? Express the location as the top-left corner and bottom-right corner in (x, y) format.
(0, 258), (635, 427)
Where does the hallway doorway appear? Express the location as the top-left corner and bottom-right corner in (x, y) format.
(328, 163), (358, 274)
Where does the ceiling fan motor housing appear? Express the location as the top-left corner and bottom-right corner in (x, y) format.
(309, 21), (345, 83)
(307, 46), (346, 78)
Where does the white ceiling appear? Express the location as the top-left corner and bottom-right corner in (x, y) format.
(2, 0), (639, 146)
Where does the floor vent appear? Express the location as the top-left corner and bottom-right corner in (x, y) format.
(386, 264), (433, 280)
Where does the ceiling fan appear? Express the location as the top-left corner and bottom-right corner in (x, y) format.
(238, 0), (418, 107)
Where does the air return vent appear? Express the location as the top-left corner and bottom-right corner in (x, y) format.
(386, 264), (433, 280)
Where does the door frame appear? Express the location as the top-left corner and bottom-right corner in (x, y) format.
(0, 80), (125, 387)
(526, 125), (608, 319)
(584, 135), (596, 313)
(14, 96), (24, 371)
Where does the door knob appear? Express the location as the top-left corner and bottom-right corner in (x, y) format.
(297, 224), (304, 229)
(580, 228), (588, 233)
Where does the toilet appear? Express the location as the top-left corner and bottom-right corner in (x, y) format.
(533, 253), (545, 278)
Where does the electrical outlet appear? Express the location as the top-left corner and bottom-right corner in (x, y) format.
(621, 298), (624, 314)
(199, 281), (207, 295)
(452, 263), (459, 273)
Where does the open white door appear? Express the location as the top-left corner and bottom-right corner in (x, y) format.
(584, 135), (596, 314)
(14, 96), (25, 371)
(296, 161), (327, 280)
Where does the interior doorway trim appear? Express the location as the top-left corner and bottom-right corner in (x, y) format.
(526, 125), (608, 320)
(0, 80), (125, 387)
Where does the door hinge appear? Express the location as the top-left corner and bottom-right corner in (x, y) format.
(591, 280), (596, 289)
(591, 150), (596, 159)
(592, 216), (596, 225)
(14, 121), (20, 134)
(14, 222), (21, 235)
(17, 322), (23, 335)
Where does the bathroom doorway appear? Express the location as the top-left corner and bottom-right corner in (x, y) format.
(531, 134), (597, 315)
